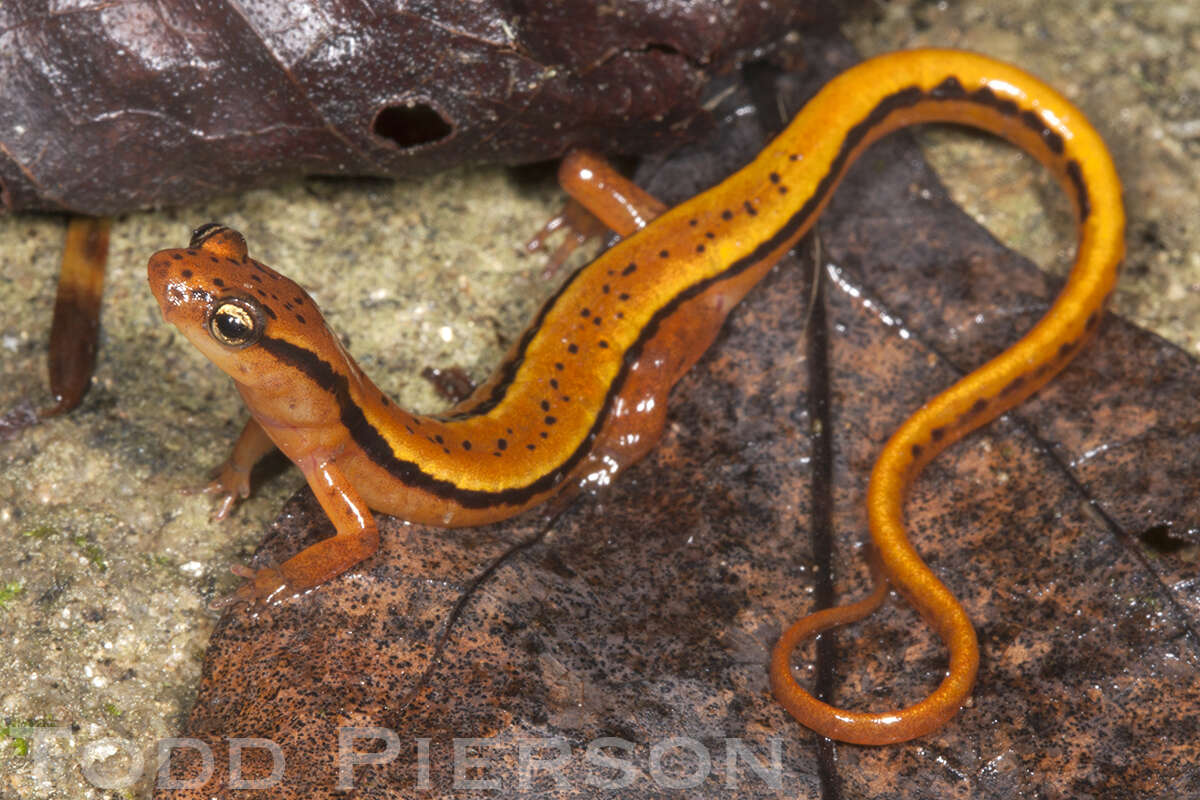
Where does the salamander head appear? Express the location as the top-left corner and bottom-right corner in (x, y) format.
(147, 223), (338, 387)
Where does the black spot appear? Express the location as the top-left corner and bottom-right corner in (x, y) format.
(696, 244), (705, 253)
(212, 278), (225, 287)
(930, 75), (966, 100)
(602, 284), (610, 293)
(659, 249), (669, 258)
(721, 209), (733, 220)
(598, 340), (609, 348)
(618, 292), (630, 301)
(497, 438), (507, 450)
(462, 440), (472, 450)
(567, 343), (578, 354)
(970, 398), (988, 414)
(180, 268), (192, 277)
(970, 85), (1019, 117)
(622, 263), (637, 276)
(743, 201), (756, 216)
(540, 400), (550, 412)
(545, 416), (557, 425)
(593, 316), (602, 325)
(261, 305), (277, 320)
(931, 427), (945, 441)
(434, 434), (444, 444)
(381, 396), (390, 406)
(296, 314), (306, 324)
(550, 378), (558, 389)
(580, 308), (590, 318)
(1000, 374), (1028, 396)
(768, 171), (780, 183)
(911, 443), (923, 458)
(555, 362), (564, 371)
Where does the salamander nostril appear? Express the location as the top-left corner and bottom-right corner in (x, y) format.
(147, 255), (170, 280)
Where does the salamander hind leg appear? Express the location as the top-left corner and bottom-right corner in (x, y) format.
(527, 150), (668, 276)
(192, 417), (277, 520)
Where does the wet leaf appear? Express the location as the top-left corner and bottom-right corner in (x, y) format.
(0, 0), (837, 216)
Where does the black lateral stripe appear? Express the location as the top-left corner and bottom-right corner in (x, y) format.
(1064, 159), (1092, 220)
(260, 335), (530, 507)
(261, 335), (585, 508)
(259, 74), (1096, 510)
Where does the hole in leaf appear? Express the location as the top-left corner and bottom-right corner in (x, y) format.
(1138, 523), (1191, 555)
(372, 101), (453, 149)
(643, 42), (681, 57)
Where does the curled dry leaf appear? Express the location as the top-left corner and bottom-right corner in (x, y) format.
(0, 0), (838, 216)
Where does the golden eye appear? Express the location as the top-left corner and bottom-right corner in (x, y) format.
(209, 300), (261, 347)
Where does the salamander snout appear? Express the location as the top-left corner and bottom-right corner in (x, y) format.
(146, 224), (252, 325)
(146, 248), (209, 324)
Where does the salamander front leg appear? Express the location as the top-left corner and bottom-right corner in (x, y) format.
(230, 458), (380, 606)
(199, 416), (277, 520)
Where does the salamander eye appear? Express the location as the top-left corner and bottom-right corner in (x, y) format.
(208, 299), (263, 348)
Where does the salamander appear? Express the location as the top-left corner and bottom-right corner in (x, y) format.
(146, 49), (1124, 744)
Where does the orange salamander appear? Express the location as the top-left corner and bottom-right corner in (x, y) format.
(147, 49), (1124, 745)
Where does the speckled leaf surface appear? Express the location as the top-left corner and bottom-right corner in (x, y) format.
(157, 42), (1200, 799)
(0, 0), (841, 216)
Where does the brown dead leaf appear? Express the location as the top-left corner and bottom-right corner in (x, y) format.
(0, 0), (840, 216)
